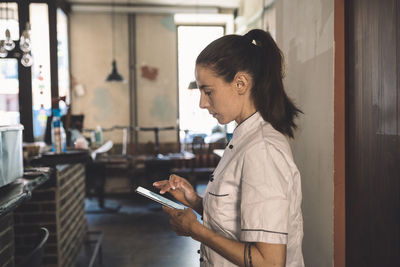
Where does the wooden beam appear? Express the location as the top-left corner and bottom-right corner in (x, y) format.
(334, 0), (346, 266)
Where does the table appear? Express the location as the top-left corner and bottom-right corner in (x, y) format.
(136, 152), (196, 188)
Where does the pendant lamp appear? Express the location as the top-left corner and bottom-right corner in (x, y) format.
(106, 60), (124, 82)
(187, 80), (198, 89)
(106, 0), (124, 82)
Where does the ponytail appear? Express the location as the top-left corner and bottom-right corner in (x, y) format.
(196, 29), (302, 138)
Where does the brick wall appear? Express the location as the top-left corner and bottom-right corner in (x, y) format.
(58, 165), (86, 267)
(14, 164), (87, 267)
(0, 212), (14, 267)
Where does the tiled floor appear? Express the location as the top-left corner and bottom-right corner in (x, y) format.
(77, 184), (207, 267)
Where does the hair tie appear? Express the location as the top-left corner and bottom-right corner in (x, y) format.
(243, 34), (257, 46)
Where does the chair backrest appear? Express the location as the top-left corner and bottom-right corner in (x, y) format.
(18, 227), (49, 267)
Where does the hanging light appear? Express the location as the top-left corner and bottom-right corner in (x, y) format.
(20, 22), (32, 53)
(4, 29), (15, 51)
(0, 40), (8, 58)
(187, 80), (198, 89)
(0, 3), (8, 57)
(106, 0), (124, 82)
(0, 3), (32, 66)
(106, 60), (124, 81)
(20, 22), (33, 67)
(3, 3), (15, 51)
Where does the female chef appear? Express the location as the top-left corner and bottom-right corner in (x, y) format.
(153, 29), (304, 267)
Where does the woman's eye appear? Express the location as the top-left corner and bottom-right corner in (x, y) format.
(205, 91), (212, 96)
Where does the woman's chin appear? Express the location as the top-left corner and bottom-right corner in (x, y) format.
(216, 117), (228, 124)
(211, 114), (229, 124)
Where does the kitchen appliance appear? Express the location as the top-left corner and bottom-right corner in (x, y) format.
(0, 124), (24, 187)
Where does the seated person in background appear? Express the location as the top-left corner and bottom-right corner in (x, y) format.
(66, 115), (85, 147)
(154, 29), (304, 267)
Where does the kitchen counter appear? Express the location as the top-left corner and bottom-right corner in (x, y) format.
(12, 163), (87, 266)
(0, 167), (53, 217)
(29, 149), (92, 166)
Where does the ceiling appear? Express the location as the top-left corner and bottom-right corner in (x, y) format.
(67, 0), (240, 9)
(67, 0), (239, 14)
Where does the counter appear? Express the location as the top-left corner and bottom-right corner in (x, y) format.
(0, 167), (52, 216)
(0, 167), (52, 267)
(13, 163), (87, 267)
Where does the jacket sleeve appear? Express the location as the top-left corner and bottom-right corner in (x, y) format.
(240, 142), (291, 244)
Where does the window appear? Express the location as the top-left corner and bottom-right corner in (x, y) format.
(0, 1), (70, 141)
(57, 8), (70, 104)
(30, 3), (51, 141)
(0, 3), (19, 125)
(0, 59), (19, 125)
(177, 26), (225, 144)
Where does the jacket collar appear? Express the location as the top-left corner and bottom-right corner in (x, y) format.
(229, 112), (265, 148)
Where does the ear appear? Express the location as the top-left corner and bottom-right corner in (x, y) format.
(233, 72), (252, 95)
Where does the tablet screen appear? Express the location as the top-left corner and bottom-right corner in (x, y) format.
(135, 186), (185, 210)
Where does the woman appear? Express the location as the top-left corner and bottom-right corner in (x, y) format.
(153, 29), (304, 267)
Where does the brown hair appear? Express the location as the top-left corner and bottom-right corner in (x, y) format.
(196, 29), (302, 138)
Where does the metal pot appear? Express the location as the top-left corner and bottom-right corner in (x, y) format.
(0, 124), (24, 187)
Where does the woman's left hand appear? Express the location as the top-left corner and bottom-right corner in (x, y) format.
(162, 207), (199, 236)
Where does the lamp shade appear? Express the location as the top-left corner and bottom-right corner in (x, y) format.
(187, 80), (197, 89)
(106, 60), (124, 82)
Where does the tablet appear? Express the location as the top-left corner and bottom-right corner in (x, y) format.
(135, 186), (185, 210)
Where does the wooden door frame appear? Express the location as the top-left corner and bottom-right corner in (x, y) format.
(334, 0), (346, 267)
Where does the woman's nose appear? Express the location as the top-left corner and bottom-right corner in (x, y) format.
(199, 92), (208, 109)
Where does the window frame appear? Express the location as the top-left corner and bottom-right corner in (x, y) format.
(2, 0), (71, 142)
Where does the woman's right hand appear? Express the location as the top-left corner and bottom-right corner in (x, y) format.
(153, 174), (201, 211)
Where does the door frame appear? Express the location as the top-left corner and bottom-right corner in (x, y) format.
(334, 0), (346, 266)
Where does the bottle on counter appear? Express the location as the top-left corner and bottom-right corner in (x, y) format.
(51, 108), (66, 154)
(94, 125), (103, 146)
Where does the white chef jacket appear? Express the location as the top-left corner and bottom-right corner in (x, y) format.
(200, 112), (304, 267)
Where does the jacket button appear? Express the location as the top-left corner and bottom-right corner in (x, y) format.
(229, 144), (233, 149)
(209, 174), (214, 182)
(200, 257), (204, 262)
(197, 249), (200, 254)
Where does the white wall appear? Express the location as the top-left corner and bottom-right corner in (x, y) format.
(276, 1), (334, 266)
(135, 14), (178, 143)
(237, 0), (335, 266)
(70, 12), (178, 145)
(70, 12), (130, 144)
